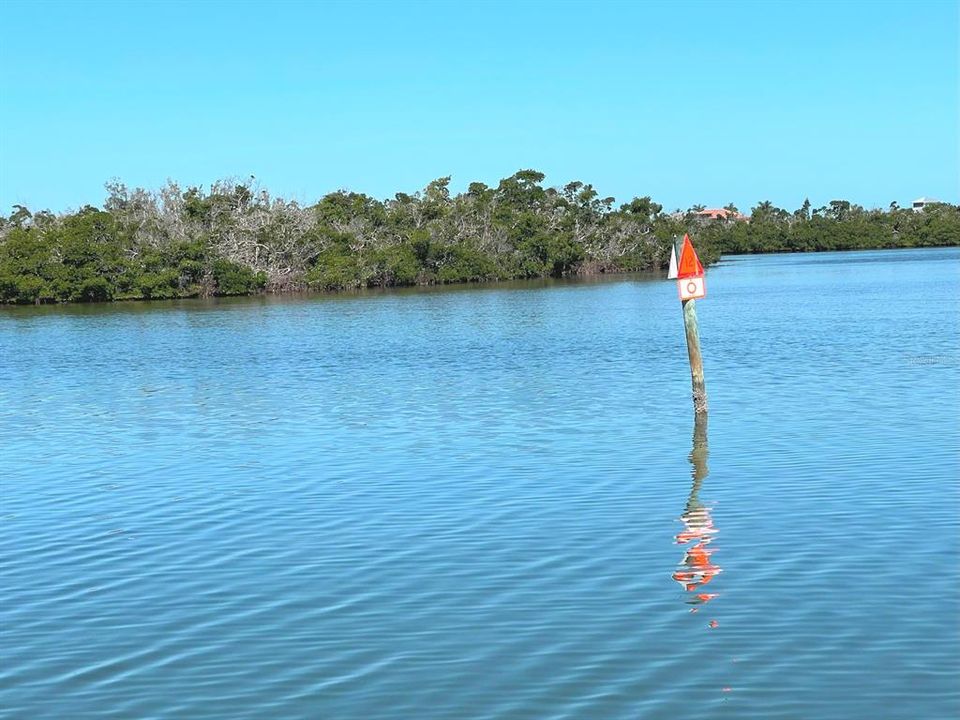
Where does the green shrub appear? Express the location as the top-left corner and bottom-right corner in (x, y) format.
(305, 251), (364, 290)
(436, 245), (499, 283)
(368, 245), (420, 287)
(212, 259), (267, 296)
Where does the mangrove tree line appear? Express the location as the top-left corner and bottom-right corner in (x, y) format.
(1, 170), (957, 304)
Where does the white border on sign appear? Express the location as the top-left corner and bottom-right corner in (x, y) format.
(677, 276), (706, 300)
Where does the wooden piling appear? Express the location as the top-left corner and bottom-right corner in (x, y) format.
(682, 297), (707, 416)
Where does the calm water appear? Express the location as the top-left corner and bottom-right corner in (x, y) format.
(2, 248), (958, 719)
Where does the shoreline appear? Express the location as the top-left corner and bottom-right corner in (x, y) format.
(4, 174), (957, 307)
(2, 245), (956, 311)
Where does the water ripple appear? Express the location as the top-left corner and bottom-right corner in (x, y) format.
(1, 249), (958, 719)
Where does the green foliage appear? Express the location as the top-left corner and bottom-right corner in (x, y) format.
(368, 244), (420, 287)
(2, 174), (957, 304)
(699, 200), (960, 255)
(0, 209), (131, 303)
(0, 227), (56, 303)
(436, 245), (499, 284)
(5, 207), (240, 302)
(304, 250), (365, 291)
(516, 232), (584, 278)
(212, 259), (267, 296)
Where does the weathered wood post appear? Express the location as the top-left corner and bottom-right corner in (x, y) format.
(669, 235), (708, 417)
(682, 297), (708, 416)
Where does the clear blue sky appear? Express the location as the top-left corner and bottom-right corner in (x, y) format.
(1, 0), (957, 214)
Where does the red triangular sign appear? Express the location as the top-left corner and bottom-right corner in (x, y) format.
(677, 234), (704, 278)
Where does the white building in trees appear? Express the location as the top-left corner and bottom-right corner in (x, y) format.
(911, 197), (940, 212)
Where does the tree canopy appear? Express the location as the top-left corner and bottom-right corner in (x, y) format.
(1, 173), (956, 304)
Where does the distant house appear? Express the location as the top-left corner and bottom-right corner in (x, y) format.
(912, 197), (940, 212)
(695, 208), (747, 221)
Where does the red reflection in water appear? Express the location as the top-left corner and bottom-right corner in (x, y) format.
(673, 418), (719, 617)
(673, 504), (721, 607)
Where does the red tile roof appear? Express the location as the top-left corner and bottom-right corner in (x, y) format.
(696, 208), (746, 220)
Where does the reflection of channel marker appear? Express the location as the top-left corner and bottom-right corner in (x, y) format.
(679, 276), (706, 300)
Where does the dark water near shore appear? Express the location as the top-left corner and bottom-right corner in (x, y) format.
(2, 248), (958, 719)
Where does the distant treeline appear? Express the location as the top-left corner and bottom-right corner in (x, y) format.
(693, 198), (959, 254)
(1, 171), (957, 304)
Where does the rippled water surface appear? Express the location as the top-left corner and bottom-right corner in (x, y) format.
(2, 248), (959, 719)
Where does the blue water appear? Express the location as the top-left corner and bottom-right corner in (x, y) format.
(1, 248), (958, 719)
